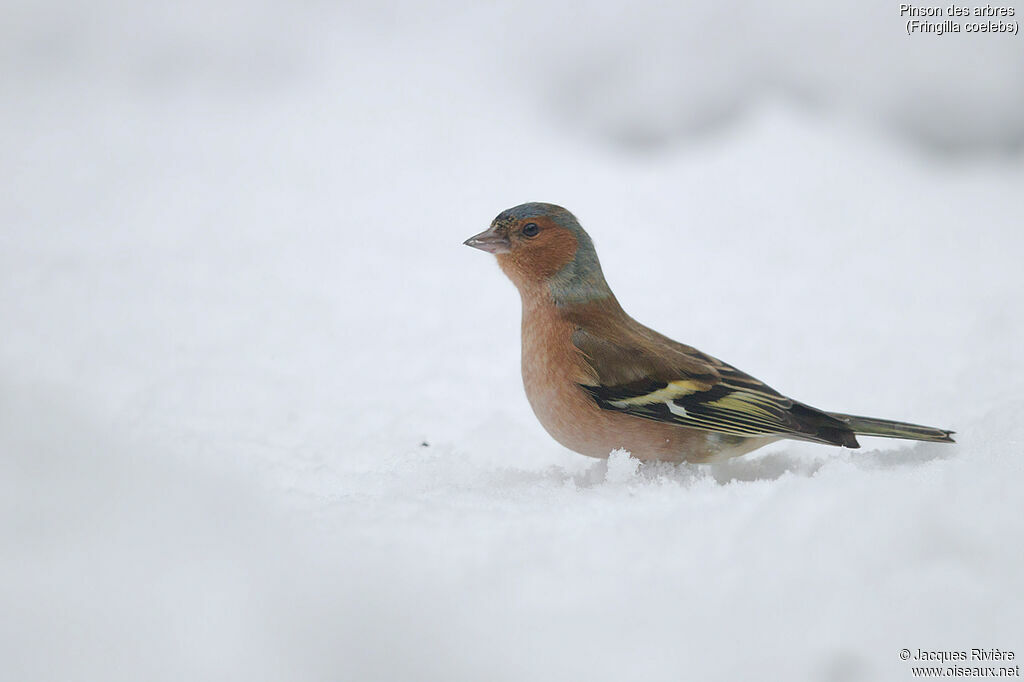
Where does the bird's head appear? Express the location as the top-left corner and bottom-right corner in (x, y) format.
(464, 202), (612, 305)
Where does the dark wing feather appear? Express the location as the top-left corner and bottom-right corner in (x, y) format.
(571, 318), (859, 448)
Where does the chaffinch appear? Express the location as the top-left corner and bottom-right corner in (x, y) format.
(465, 202), (954, 463)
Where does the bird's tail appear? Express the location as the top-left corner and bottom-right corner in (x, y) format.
(827, 412), (955, 443)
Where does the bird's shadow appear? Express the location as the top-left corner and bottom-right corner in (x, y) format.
(568, 438), (959, 488)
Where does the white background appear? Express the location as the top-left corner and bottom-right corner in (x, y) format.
(3, 2), (1023, 680)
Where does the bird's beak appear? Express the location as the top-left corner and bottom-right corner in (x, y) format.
(463, 226), (510, 254)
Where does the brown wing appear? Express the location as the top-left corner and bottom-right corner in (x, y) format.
(570, 316), (859, 448)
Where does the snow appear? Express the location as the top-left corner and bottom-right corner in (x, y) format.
(3, 2), (1023, 681)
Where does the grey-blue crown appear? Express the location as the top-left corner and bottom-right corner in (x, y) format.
(494, 202), (579, 229)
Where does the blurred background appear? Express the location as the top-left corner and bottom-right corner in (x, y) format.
(3, 2), (1023, 681)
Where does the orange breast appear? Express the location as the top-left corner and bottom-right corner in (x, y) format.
(517, 294), (770, 463)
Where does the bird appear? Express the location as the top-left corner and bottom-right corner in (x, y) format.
(464, 202), (954, 463)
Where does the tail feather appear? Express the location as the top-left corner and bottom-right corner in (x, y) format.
(827, 412), (955, 443)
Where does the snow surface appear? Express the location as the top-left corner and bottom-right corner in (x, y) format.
(3, 2), (1024, 681)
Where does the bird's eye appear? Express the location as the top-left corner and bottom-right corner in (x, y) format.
(522, 222), (540, 237)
